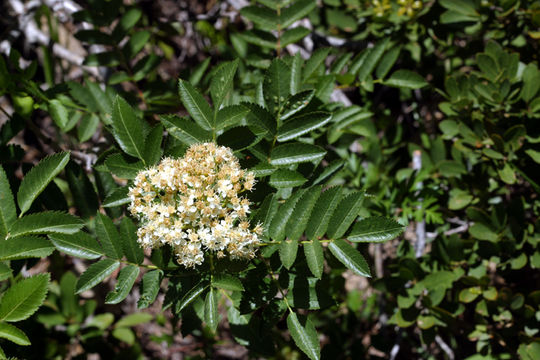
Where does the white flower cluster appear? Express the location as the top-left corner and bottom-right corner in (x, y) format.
(128, 142), (262, 267)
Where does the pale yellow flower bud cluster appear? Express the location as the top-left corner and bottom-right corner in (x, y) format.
(397, 0), (422, 17)
(128, 142), (262, 268)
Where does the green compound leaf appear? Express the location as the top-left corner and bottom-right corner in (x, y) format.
(348, 217), (405, 243)
(269, 169), (306, 189)
(285, 186), (322, 241)
(216, 105), (250, 130)
(17, 151), (70, 216)
(277, 112), (331, 142)
(204, 287), (219, 332)
(143, 124), (163, 166)
(0, 165), (16, 239)
(384, 70), (428, 90)
(287, 312), (320, 360)
(75, 258), (120, 294)
(105, 265), (140, 304)
(270, 143), (326, 166)
(95, 213), (123, 260)
(0, 322), (30, 346)
(102, 186), (130, 208)
(104, 153), (144, 179)
(280, 238), (299, 269)
(9, 211), (84, 238)
(178, 79), (214, 131)
(210, 59), (239, 109)
(357, 38), (389, 83)
(138, 270), (163, 309)
(326, 191), (364, 240)
(268, 189), (306, 242)
(119, 217), (144, 265)
(241, 5), (278, 31)
(161, 115), (212, 145)
(0, 236), (54, 261)
(0, 273), (50, 322)
(281, 26), (310, 47)
(280, 0), (317, 28)
(49, 99), (69, 129)
(176, 281), (209, 314)
(49, 232), (103, 259)
(212, 274), (244, 292)
(264, 59), (291, 114)
(304, 238), (324, 279)
(111, 96), (146, 161)
(280, 90), (314, 121)
(328, 239), (370, 277)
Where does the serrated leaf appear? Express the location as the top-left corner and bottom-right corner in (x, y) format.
(95, 213), (123, 260)
(286, 186), (322, 241)
(204, 287), (219, 332)
(312, 160), (345, 185)
(252, 193), (279, 238)
(0, 165), (16, 239)
(119, 217), (144, 265)
(277, 112), (331, 142)
(66, 163), (99, 219)
(384, 70), (428, 89)
(357, 38), (389, 82)
(280, 90), (314, 121)
(376, 46), (400, 79)
(9, 211), (84, 238)
(270, 143), (326, 166)
(269, 169), (306, 188)
(326, 192), (364, 239)
(304, 238), (324, 278)
(138, 270), (163, 309)
(0, 322), (30, 346)
(243, 102), (276, 136)
(111, 96), (146, 161)
(105, 154), (144, 179)
(176, 281), (209, 314)
(49, 99), (69, 129)
(328, 239), (370, 277)
(269, 189), (306, 242)
(105, 265), (140, 304)
(115, 312), (153, 328)
(281, 27), (311, 47)
(210, 59), (238, 109)
(264, 59), (291, 114)
(0, 263), (12, 282)
(290, 53), (303, 94)
(280, 238), (299, 269)
(287, 312), (320, 360)
(178, 79), (214, 131)
(212, 274), (244, 291)
(143, 124), (163, 166)
(216, 104), (250, 130)
(102, 186), (130, 208)
(280, 0), (316, 28)
(17, 151), (70, 216)
(348, 217), (404, 243)
(303, 48), (330, 81)
(0, 273), (50, 322)
(238, 30), (277, 48)
(75, 258), (120, 294)
(161, 115), (211, 145)
(241, 5), (278, 31)
(49, 232), (103, 259)
(0, 236), (54, 260)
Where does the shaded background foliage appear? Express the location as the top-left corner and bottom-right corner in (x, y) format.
(0, 0), (539, 359)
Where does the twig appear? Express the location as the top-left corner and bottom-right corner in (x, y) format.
(413, 150), (426, 258)
(435, 335), (455, 360)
